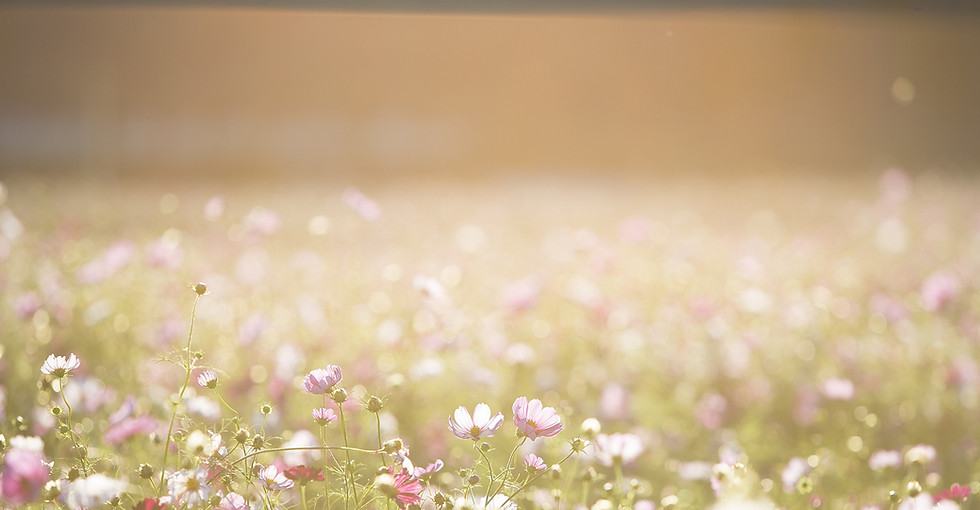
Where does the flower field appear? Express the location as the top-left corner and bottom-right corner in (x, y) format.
(1, 171), (979, 509)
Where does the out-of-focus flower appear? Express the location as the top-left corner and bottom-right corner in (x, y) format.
(185, 430), (221, 457)
(513, 397), (563, 440)
(204, 196), (224, 221)
(934, 483), (971, 502)
(342, 187), (382, 222)
(41, 353), (80, 378)
(781, 457), (809, 493)
(167, 468), (210, 507)
(868, 450), (903, 471)
(594, 433), (644, 466)
(282, 430), (320, 466)
(820, 378), (855, 401)
(697, 393), (728, 430)
(599, 383), (630, 421)
(921, 272), (961, 312)
(132, 497), (168, 510)
(448, 403), (504, 441)
(375, 466), (422, 508)
(524, 454), (547, 473)
(284, 466), (324, 486)
(243, 206), (281, 236)
(1, 443), (49, 505)
(14, 291), (42, 320)
(303, 366), (343, 394)
(897, 494), (933, 510)
(61, 474), (128, 510)
(103, 415), (158, 445)
(258, 464), (294, 490)
(904, 444), (937, 466)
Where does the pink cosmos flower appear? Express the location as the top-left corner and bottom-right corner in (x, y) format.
(258, 465), (294, 491)
(448, 403), (504, 441)
(524, 454), (547, 473)
(312, 407), (338, 426)
(934, 483), (971, 502)
(303, 366), (343, 394)
(0, 445), (49, 505)
(512, 397), (563, 440)
(103, 415), (158, 445)
(41, 353), (80, 378)
(376, 466), (422, 508)
(412, 460), (443, 480)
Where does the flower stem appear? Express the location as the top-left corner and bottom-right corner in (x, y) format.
(159, 293), (201, 495)
(338, 403), (358, 508)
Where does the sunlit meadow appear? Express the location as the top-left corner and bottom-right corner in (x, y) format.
(1, 170), (979, 510)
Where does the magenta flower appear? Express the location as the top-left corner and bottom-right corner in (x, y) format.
(524, 453), (547, 473)
(512, 397), (563, 440)
(0, 445), (49, 505)
(312, 407), (338, 426)
(376, 466), (422, 508)
(448, 403), (504, 441)
(41, 353), (80, 378)
(303, 366), (343, 394)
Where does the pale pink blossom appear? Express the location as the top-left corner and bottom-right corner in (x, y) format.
(412, 460), (444, 480)
(868, 450), (902, 471)
(821, 378), (855, 401)
(303, 365), (343, 394)
(512, 397), (563, 440)
(448, 403), (504, 441)
(312, 407), (338, 426)
(921, 272), (961, 312)
(342, 187), (382, 221)
(523, 454), (546, 473)
(595, 433), (644, 466)
(218, 492), (248, 510)
(197, 370), (218, 389)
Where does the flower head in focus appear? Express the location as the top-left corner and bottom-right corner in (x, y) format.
(41, 353), (80, 378)
(448, 403), (504, 441)
(512, 397), (563, 440)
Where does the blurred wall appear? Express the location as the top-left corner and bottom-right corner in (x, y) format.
(1, 7), (979, 179)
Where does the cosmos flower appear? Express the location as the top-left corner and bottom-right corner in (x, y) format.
(412, 460), (444, 480)
(303, 366), (343, 394)
(312, 407), (338, 426)
(218, 492), (248, 510)
(196, 370), (218, 389)
(41, 353), (80, 378)
(167, 468), (211, 507)
(448, 403), (504, 441)
(512, 397), (563, 440)
(258, 464), (294, 490)
(524, 454), (547, 473)
(375, 467), (422, 508)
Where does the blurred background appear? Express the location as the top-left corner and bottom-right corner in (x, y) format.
(1, 2), (979, 182)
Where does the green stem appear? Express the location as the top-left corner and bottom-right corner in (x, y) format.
(487, 437), (526, 502)
(59, 378), (89, 476)
(338, 403), (358, 508)
(376, 413), (387, 467)
(207, 445), (381, 486)
(158, 294), (201, 494)
(498, 449), (576, 509)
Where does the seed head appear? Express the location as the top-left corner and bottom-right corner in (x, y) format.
(192, 282), (209, 295)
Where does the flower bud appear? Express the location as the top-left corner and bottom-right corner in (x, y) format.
(235, 428), (250, 444)
(260, 404), (273, 415)
(209, 495), (222, 507)
(252, 435), (264, 449)
(661, 495), (679, 509)
(907, 480), (922, 498)
(331, 388), (349, 403)
(480, 442), (492, 453)
(581, 466), (597, 482)
(468, 474), (480, 485)
(570, 437), (589, 453)
(889, 491), (900, 503)
(192, 282), (208, 295)
(51, 406), (62, 416)
(549, 464), (562, 480)
(43, 480), (62, 500)
(367, 396), (384, 413)
(383, 438), (404, 454)
(581, 417), (601, 439)
(137, 464), (154, 479)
